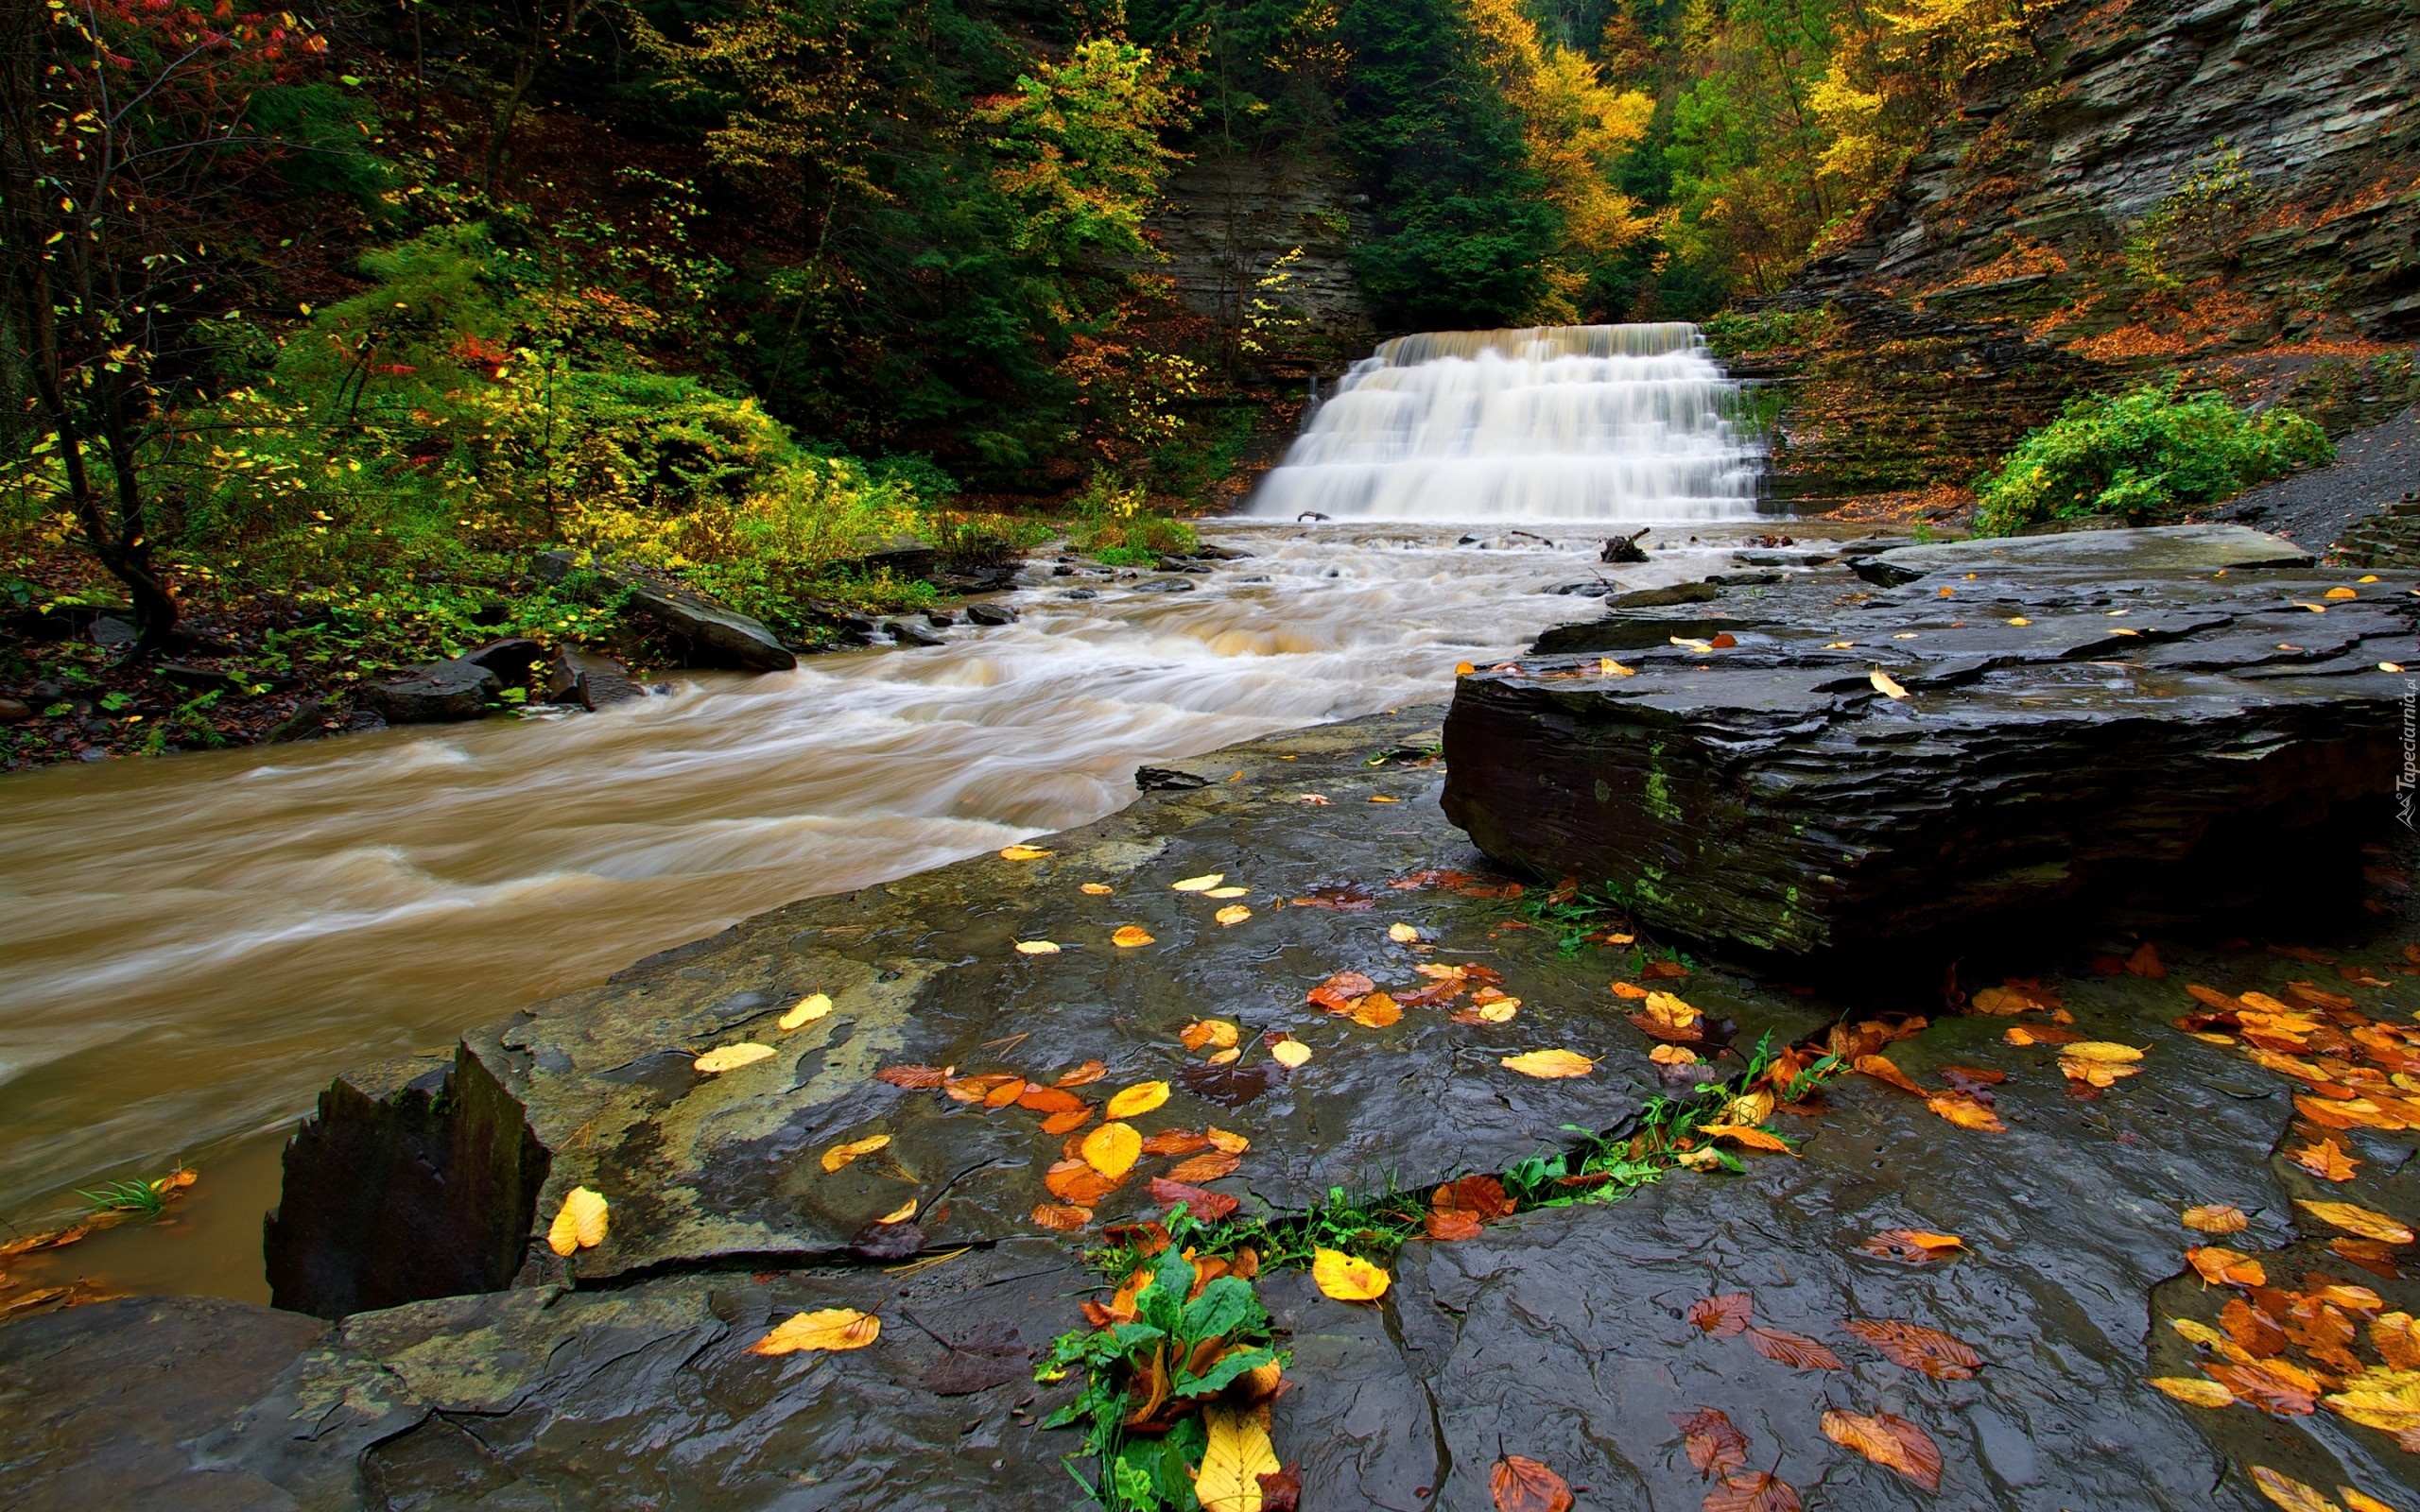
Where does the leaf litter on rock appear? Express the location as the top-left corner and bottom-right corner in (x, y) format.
(1843, 1319), (1983, 1378)
(1489, 1454), (1574, 1512)
(1822, 1409), (1942, 1492)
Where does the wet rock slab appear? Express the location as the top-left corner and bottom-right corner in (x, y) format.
(1446, 526), (2412, 955)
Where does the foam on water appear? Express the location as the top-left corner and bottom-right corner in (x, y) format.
(1249, 321), (1764, 524)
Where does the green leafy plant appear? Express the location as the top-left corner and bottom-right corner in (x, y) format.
(1973, 380), (2331, 536)
(1068, 473), (1198, 566)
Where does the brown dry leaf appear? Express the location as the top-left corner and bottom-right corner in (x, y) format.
(1150, 1176), (1240, 1221)
(2292, 1138), (2360, 1181)
(821, 1133), (891, 1174)
(1081, 1122), (1143, 1179)
(1181, 1019), (1241, 1053)
(1489, 1454), (1574, 1512)
(2005, 1024), (2083, 1046)
(1671, 1406), (1751, 1479)
(1031, 1201), (1092, 1231)
(2184, 1204), (2252, 1234)
(1927, 1091), (2007, 1131)
(1168, 1150), (1242, 1184)
(1703, 1470), (1802, 1512)
(2150, 1375), (2237, 1408)
(1861, 1228), (1964, 1264)
(2297, 1200), (2415, 1244)
(1080, 882), (1114, 895)
(1106, 1081), (1171, 1119)
(1854, 1054), (1926, 1094)
(1642, 958), (1690, 981)
(1704, 1123), (1798, 1156)
(2248, 1468), (2344, 1512)
(1426, 1209), (1485, 1241)
(1688, 1292), (1754, 1337)
(1307, 970), (1377, 1011)
(2374, 1313), (2420, 1369)
(694, 1042), (776, 1074)
(546, 1186), (609, 1256)
(1822, 1409), (1942, 1492)
(1207, 1126), (1251, 1155)
(2206, 1356), (2321, 1415)
(1348, 992), (1404, 1028)
(1053, 1060), (1110, 1088)
(1501, 1049), (1597, 1078)
(1747, 1325), (1843, 1371)
(1434, 1174), (1517, 1221)
(942, 1072), (1020, 1104)
(751, 1308), (879, 1356)
(2127, 941), (2168, 978)
(1843, 1318), (1984, 1379)
(874, 1063), (951, 1089)
(1311, 1246), (1391, 1302)
(1111, 925), (1156, 948)
(1141, 1130), (1213, 1157)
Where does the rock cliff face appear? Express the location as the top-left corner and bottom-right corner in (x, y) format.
(1729, 0), (2420, 506)
(1146, 149), (1377, 358)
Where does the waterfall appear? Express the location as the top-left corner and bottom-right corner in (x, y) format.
(1248, 322), (1765, 523)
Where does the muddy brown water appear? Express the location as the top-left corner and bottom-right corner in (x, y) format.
(0, 522), (1784, 1301)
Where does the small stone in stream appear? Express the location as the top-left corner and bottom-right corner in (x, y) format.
(888, 619), (946, 648)
(0, 696), (29, 722)
(358, 659), (499, 724)
(1132, 577), (1196, 593)
(459, 638), (548, 682)
(1136, 765), (1213, 791)
(266, 697), (338, 743)
(965, 602), (1018, 626)
(925, 611), (956, 627)
(544, 648), (640, 710)
(1063, 588), (1098, 599)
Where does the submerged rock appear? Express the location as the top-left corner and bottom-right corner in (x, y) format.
(1444, 528), (2410, 955)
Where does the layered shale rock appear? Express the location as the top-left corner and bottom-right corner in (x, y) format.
(1442, 527), (2411, 955)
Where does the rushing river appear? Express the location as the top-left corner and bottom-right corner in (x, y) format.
(0, 322), (1783, 1301)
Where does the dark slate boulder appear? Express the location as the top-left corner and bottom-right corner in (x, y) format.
(357, 659), (499, 724)
(1847, 522), (2314, 586)
(1443, 530), (2411, 955)
(964, 601), (1018, 626)
(543, 646), (642, 710)
(458, 636), (548, 682)
(620, 577), (797, 672)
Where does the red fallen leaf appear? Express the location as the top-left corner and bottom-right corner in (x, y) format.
(1688, 1292), (1753, 1338)
(1858, 1228), (1963, 1264)
(1258, 1463), (1303, 1512)
(2269, 944), (2336, 964)
(1843, 1318), (1984, 1378)
(874, 1063), (950, 1089)
(1053, 1059), (1110, 1088)
(1709, 632), (1738, 649)
(1703, 1469), (1802, 1512)
(1434, 1174), (1517, 1220)
(1822, 1409), (1943, 1492)
(1642, 958), (1690, 980)
(1670, 1406), (1750, 1478)
(1426, 1209), (1485, 1241)
(2125, 941), (2166, 978)
(2091, 954), (2128, 976)
(1292, 885), (1376, 911)
(1148, 1176), (1238, 1220)
(1489, 1454), (1573, 1512)
(1391, 868), (1477, 891)
(1307, 970), (1376, 1011)
(1746, 1325), (1843, 1370)
(1140, 1130), (1214, 1157)
(1102, 1220), (1171, 1257)
(1941, 1065), (2007, 1086)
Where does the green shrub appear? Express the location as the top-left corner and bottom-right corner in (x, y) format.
(1973, 382), (2332, 536)
(1067, 474), (1198, 566)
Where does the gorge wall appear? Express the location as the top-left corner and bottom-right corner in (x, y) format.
(1146, 148), (1378, 365)
(1727, 0), (2420, 509)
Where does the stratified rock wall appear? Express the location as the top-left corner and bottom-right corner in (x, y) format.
(1733, 0), (2420, 505)
(1147, 149), (1376, 352)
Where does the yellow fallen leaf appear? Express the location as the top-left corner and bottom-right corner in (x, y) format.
(2183, 1204), (2250, 1234)
(1204, 885), (1249, 899)
(1216, 904), (1252, 925)
(1112, 925), (1155, 948)
(2172, 1317), (2227, 1349)
(2008, 617), (2031, 627)
(999, 844), (1053, 862)
(780, 992), (834, 1030)
(1501, 1048), (1596, 1078)
(821, 1133), (891, 1173)
(1870, 668), (1910, 699)
(874, 1197), (918, 1225)
(2249, 1466), (2345, 1512)
(1389, 922), (1422, 943)
(1477, 996), (1520, 1022)
(694, 1042), (775, 1074)
(546, 1186), (608, 1255)
(1106, 1080), (1170, 1119)
(1312, 1246), (1391, 1301)
(2382, 662), (2406, 674)
(1368, 795), (1401, 803)
(2149, 1376), (2236, 1408)
(1206, 1126), (1251, 1154)
(1825, 640), (1856, 649)
(1081, 1121), (1142, 1179)
(1204, 1047), (1240, 1066)
(1195, 1403), (1281, 1512)
(1455, 661), (1476, 676)
(1705, 1123), (1797, 1156)
(2297, 1200), (2415, 1245)
(1599, 657), (1637, 677)
(2060, 1041), (2146, 1064)
(2325, 587), (2358, 600)
(1172, 872), (1226, 892)
(1014, 939), (1063, 954)
(1650, 1043), (1699, 1065)
(751, 1308), (879, 1355)
(2341, 1489), (2400, 1512)
(1080, 882), (1114, 895)
(2360, 576), (2381, 583)
(1270, 1038), (1312, 1068)
(1181, 1019), (1240, 1052)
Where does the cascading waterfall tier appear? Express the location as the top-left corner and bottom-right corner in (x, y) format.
(1248, 321), (1765, 523)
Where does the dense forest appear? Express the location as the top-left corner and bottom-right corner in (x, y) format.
(0, 0), (2315, 759)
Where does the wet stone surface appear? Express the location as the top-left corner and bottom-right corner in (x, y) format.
(1451, 528), (2413, 954)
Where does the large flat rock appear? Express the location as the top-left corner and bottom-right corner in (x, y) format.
(1444, 544), (2411, 956)
(1851, 524), (2318, 584)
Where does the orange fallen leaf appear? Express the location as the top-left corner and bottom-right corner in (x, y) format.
(1348, 991), (1403, 1028)
(1031, 1202), (1093, 1231)
(2291, 1138), (2360, 1181)
(1854, 1054), (1925, 1094)
(1501, 1048), (1597, 1078)
(2126, 941), (2167, 978)
(1671, 1406), (1751, 1478)
(1702, 1469), (1801, 1512)
(1111, 925), (1155, 948)
(1688, 1292), (1753, 1337)
(2296, 1200), (2414, 1244)
(2187, 1246), (2269, 1287)
(1704, 1123), (1798, 1156)
(1045, 1159), (1119, 1206)
(1426, 1209), (1485, 1241)
(1822, 1409), (1941, 1492)
(875, 1063), (951, 1089)
(1016, 1084), (1085, 1115)
(1861, 1228), (1963, 1263)
(1167, 1150), (1241, 1184)
(2149, 1375), (2236, 1408)
(1843, 1318), (1984, 1379)
(1927, 1091), (2007, 1131)
(2183, 1204), (2251, 1234)
(1489, 1454), (1573, 1512)
(1206, 1126), (1250, 1154)
(1180, 1019), (1240, 1053)
(1040, 1105), (1095, 1136)
(1053, 1060), (1109, 1088)
(1747, 1325), (1842, 1370)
